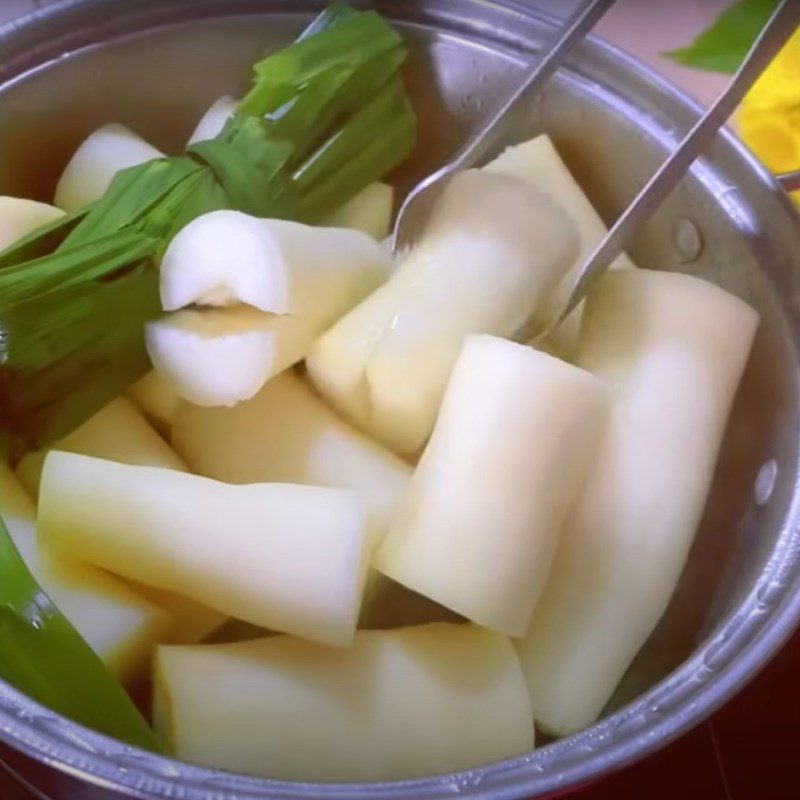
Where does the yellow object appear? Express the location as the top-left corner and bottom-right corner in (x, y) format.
(738, 28), (800, 189)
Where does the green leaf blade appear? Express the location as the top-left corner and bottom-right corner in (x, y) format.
(666, 0), (781, 74)
(0, 515), (159, 751)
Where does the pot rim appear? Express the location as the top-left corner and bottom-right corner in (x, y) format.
(1, 2), (800, 798)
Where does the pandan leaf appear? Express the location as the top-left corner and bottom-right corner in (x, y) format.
(0, 3), (415, 450)
(0, 515), (160, 750)
(666, 0), (780, 74)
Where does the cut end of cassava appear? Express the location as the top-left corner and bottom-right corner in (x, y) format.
(187, 96), (238, 146)
(160, 211), (392, 316)
(146, 306), (311, 407)
(54, 123), (164, 212)
(160, 211), (288, 312)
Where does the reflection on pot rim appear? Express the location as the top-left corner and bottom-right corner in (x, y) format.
(0, 1), (799, 799)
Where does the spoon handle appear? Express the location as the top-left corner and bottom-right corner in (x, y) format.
(556, 0), (800, 325)
(449, 0), (618, 173)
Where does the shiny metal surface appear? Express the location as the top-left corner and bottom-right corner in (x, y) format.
(558, 0), (800, 323)
(391, 0), (616, 255)
(1, 1), (800, 799)
(778, 169), (800, 192)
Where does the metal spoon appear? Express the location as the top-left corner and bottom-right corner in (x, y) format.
(390, 0), (618, 256)
(551, 0), (800, 330)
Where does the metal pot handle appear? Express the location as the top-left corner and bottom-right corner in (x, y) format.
(778, 170), (800, 192)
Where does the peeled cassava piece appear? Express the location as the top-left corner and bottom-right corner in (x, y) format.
(187, 96), (238, 146)
(322, 181), (395, 241)
(0, 462), (170, 684)
(132, 585), (228, 646)
(486, 134), (636, 357)
(154, 623), (533, 781)
(146, 307), (310, 408)
(16, 396), (187, 496)
(307, 168), (579, 455)
(127, 371), (182, 434)
(375, 334), (608, 636)
(171, 371), (415, 627)
(12, 396), (223, 643)
(54, 124), (164, 212)
(150, 210), (391, 406)
(171, 371), (411, 535)
(518, 268), (759, 737)
(38, 452), (371, 646)
(0, 197), (64, 251)
(159, 211), (390, 313)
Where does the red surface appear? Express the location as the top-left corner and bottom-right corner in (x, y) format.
(2, 632), (799, 798)
(572, 629), (800, 800)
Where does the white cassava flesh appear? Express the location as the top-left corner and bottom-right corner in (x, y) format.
(517, 268), (758, 736)
(0, 463), (170, 684)
(375, 335), (608, 636)
(322, 182), (395, 241)
(54, 124), (164, 212)
(127, 371), (182, 434)
(38, 452), (371, 646)
(16, 396), (187, 497)
(146, 307), (313, 407)
(171, 371), (411, 535)
(307, 168), (579, 455)
(187, 96), (238, 146)
(154, 624), (533, 781)
(153, 211), (391, 406)
(171, 371), (414, 627)
(487, 135), (636, 357)
(159, 211), (390, 313)
(0, 197), (64, 250)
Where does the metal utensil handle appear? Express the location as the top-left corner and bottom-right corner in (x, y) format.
(449, 0), (617, 172)
(557, 0), (800, 323)
(778, 169), (800, 193)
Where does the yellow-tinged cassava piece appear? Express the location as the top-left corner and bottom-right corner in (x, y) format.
(38, 452), (371, 646)
(16, 396), (187, 497)
(0, 197), (65, 251)
(518, 268), (758, 736)
(171, 371), (411, 536)
(0, 462), (169, 684)
(322, 182), (395, 241)
(55, 124), (164, 212)
(128, 371), (182, 435)
(375, 334), (608, 636)
(154, 623), (533, 781)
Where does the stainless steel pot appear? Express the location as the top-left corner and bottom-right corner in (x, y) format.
(2, 1), (800, 798)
